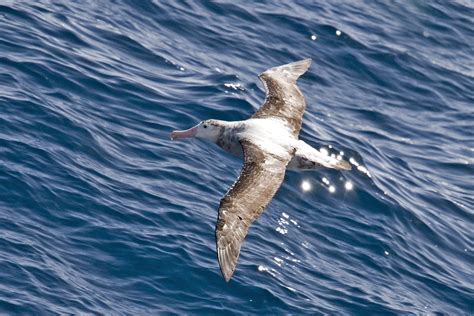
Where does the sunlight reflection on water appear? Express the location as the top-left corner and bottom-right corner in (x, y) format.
(301, 180), (312, 192)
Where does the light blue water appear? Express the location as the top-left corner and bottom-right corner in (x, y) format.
(0, 1), (473, 314)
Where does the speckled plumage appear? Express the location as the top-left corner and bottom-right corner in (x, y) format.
(171, 59), (352, 282)
(215, 140), (290, 281)
(215, 59), (314, 281)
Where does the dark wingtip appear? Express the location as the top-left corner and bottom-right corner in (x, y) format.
(220, 264), (234, 282)
(260, 58), (312, 81)
(217, 246), (237, 283)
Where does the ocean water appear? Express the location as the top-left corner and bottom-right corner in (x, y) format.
(0, 0), (473, 314)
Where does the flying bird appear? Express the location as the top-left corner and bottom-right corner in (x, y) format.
(170, 59), (351, 281)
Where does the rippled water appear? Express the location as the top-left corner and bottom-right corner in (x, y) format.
(1, 1), (473, 314)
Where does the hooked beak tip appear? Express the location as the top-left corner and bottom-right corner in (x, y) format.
(170, 131), (179, 140)
(170, 126), (198, 140)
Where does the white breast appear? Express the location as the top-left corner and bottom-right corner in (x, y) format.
(237, 118), (296, 159)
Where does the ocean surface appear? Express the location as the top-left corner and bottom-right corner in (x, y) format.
(0, 1), (473, 314)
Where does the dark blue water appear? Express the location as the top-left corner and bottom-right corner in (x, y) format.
(1, 1), (473, 314)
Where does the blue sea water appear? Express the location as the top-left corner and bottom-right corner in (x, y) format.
(0, 0), (473, 314)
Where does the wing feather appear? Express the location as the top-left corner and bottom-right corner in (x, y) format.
(252, 58), (312, 137)
(215, 140), (291, 281)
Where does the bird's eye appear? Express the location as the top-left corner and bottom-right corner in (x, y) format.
(203, 124), (208, 129)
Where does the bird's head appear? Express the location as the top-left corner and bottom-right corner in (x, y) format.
(170, 119), (225, 142)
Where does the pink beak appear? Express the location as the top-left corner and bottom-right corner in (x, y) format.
(170, 125), (198, 140)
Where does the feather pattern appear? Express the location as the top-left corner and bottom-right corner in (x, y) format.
(214, 59), (312, 281)
(252, 58), (312, 137)
(215, 140), (291, 281)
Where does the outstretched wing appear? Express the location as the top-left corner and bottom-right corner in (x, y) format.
(215, 140), (291, 281)
(252, 58), (312, 137)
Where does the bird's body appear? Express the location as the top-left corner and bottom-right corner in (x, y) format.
(208, 118), (350, 171)
(170, 59), (351, 281)
(215, 118), (295, 160)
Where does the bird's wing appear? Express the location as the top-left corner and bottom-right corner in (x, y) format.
(252, 58), (312, 137)
(215, 139), (291, 281)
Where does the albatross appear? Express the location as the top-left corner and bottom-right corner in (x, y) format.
(170, 59), (351, 281)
